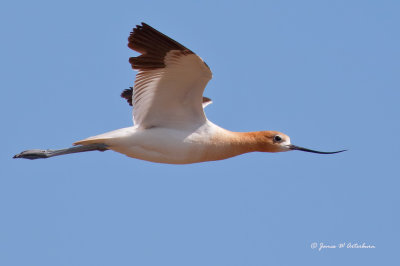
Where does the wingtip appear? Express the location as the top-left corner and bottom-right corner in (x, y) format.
(121, 87), (133, 106)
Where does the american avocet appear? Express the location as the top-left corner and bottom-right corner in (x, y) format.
(14, 23), (345, 164)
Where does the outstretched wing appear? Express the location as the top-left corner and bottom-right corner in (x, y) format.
(128, 23), (212, 129)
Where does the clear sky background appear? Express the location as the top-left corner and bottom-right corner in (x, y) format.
(1, 0), (399, 265)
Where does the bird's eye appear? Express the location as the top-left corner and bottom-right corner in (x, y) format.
(274, 135), (282, 142)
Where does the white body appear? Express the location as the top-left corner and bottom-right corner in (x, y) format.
(80, 120), (241, 164)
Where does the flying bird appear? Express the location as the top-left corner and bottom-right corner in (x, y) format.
(14, 23), (345, 164)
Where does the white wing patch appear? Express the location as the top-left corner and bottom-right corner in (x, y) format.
(132, 51), (212, 128)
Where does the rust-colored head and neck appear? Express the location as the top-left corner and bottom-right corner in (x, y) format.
(229, 130), (346, 155)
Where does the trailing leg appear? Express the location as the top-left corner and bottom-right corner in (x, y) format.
(13, 143), (108, 160)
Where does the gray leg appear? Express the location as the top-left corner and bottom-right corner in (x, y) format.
(13, 143), (108, 160)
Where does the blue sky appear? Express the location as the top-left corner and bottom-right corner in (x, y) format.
(1, 0), (399, 265)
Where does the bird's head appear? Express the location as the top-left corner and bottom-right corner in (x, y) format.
(256, 131), (346, 154)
